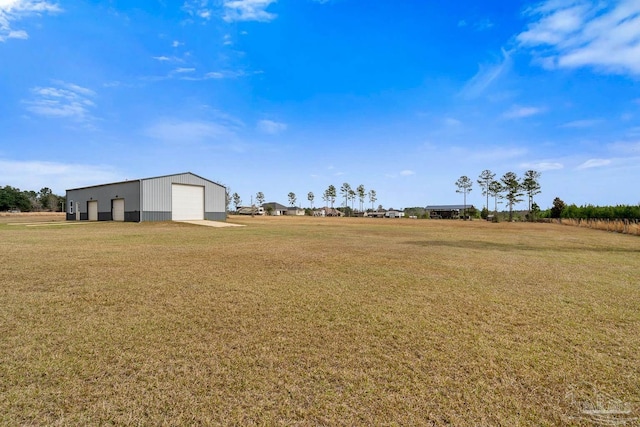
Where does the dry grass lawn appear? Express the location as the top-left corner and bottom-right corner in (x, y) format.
(1, 214), (639, 425)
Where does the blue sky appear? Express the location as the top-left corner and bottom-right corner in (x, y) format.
(1, 0), (639, 210)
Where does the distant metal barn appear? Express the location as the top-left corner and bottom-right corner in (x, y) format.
(425, 205), (475, 219)
(65, 172), (227, 222)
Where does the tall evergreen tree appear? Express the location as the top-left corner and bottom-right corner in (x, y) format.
(522, 170), (542, 220)
(488, 180), (503, 215)
(550, 197), (566, 218)
(356, 184), (366, 212)
(455, 175), (473, 219)
(348, 189), (356, 212)
(340, 183), (351, 208)
(477, 170), (495, 211)
(368, 189), (377, 211)
(288, 192), (297, 207)
(326, 185), (337, 208)
(501, 172), (523, 221)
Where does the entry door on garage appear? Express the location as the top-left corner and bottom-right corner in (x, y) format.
(172, 184), (204, 221)
(112, 199), (125, 221)
(88, 201), (98, 221)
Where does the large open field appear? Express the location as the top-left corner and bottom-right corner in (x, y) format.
(1, 214), (639, 425)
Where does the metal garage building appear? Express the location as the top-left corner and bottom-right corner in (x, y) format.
(65, 172), (227, 222)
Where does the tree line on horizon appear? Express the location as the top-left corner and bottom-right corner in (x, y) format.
(4, 182), (638, 221)
(454, 170), (640, 221)
(455, 169), (542, 221)
(0, 185), (65, 212)
(229, 183), (380, 215)
(542, 198), (640, 220)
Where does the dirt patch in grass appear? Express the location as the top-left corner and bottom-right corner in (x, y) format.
(1, 216), (639, 425)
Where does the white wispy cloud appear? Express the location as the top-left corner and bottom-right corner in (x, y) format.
(517, 0), (640, 76)
(520, 161), (564, 171)
(0, 159), (122, 194)
(183, 0), (277, 23)
(560, 119), (603, 128)
(502, 105), (545, 119)
(204, 71), (225, 79)
(177, 69), (249, 81)
(174, 67), (195, 73)
(182, 1), (213, 21)
(0, 0), (60, 42)
(458, 18), (493, 31)
(144, 68), (249, 82)
(576, 158), (612, 169)
(459, 48), (512, 99)
(152, 55), (186, 63)
(223, 0), (277, 23)
(400, 170), (416, 176)
(257, 119), (287, 134)
(23, 81), (96, 122)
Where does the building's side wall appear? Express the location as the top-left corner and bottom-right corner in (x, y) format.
(141, 173), (226, 221)
(65, 181), (141, 221)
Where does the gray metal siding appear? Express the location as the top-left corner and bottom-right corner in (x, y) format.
(66, 172), (225, 222)
(205, 212), (227, 221)
(141, 173), (226, 220)
(140, 211), (171, 221)
(66, 181), (140, 221)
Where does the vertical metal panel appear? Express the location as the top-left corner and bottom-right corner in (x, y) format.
(141, 176), (172, 212)
(141, 173), (226, 220)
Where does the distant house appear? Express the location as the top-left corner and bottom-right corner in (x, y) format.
(287, 206), (305, 216)
(425, 205), (475, 219)
(364, 209), (404, 218)
(262, 202), (288, 216)
(385, 210), (405, 218)
(365, 210), (386, 218)
(313, 207), (344, 217)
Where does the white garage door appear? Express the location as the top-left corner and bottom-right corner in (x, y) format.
(172, 184), (204, 221)
(88, 201), (98, 221)
(112, 199), (125, 221)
